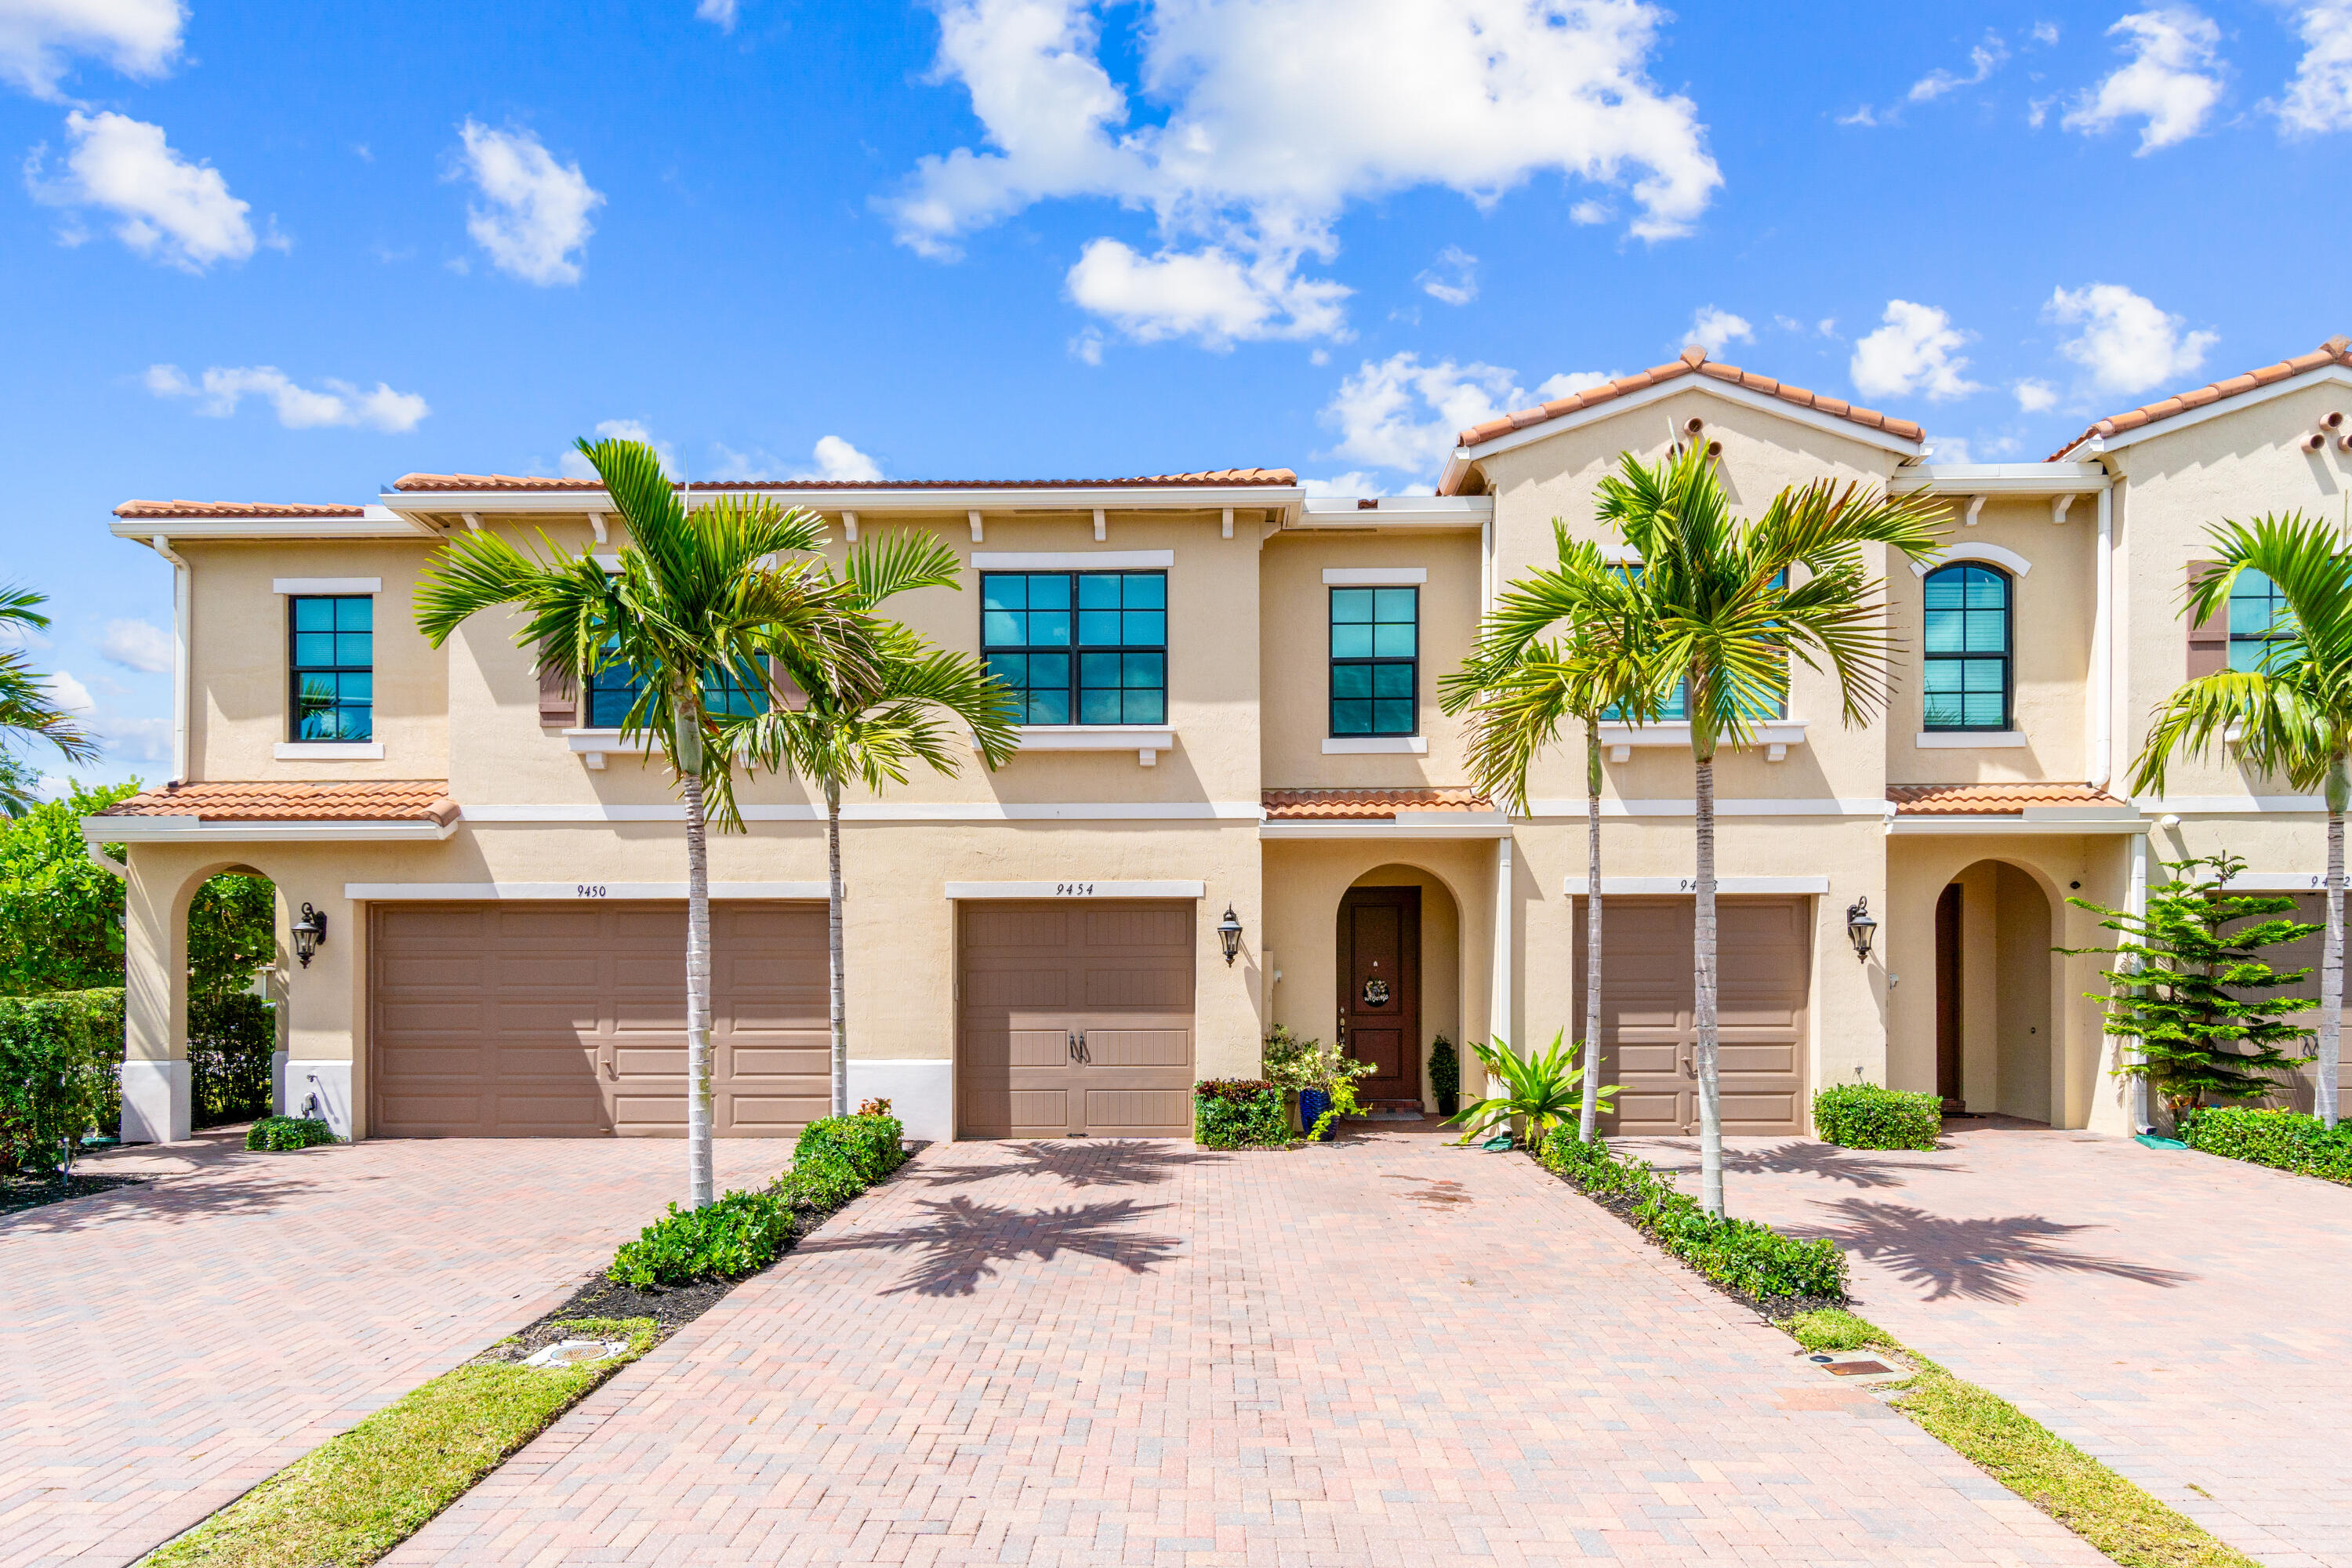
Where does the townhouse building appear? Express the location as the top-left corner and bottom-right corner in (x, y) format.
(89, 338), (2352, 1145)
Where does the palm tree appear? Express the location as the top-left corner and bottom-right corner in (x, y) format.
(1599, 447), (1944, 1216)
(1441, 528), (1662, 1142)
(415, 437), (874, 1207)
(0, 585), (98, 811)
(2133, 513), (2352, 1127)
(727, 532), (1021, 1117)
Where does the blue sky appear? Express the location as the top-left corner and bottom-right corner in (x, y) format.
(5, 0), (2350, 792)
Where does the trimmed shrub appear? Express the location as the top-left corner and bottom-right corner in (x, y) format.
(1538, 1127), (1848, 1303)
(2176, 1106), (2352, 1185)
(775, 1156), (866, 1213)
(0, 988), (125, 1173)
(608, 1189), (793, 1287)
(189, 993), (276, 1129)
(795, 1112), (907, 1183)
(246, 1116), (337, 1151)
(1194, 1079), (1289, 1149)
(1813, 1083), (1942, 1151)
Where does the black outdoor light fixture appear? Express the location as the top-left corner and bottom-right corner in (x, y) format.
(1845, 897), (1877, 963)
(291, 903), (328, 969)
(1217, 905), (1243, 966)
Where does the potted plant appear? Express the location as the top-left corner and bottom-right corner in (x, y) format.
(1428, 1034), (1460, 1119)
(1261, 1026), (1374, 1140)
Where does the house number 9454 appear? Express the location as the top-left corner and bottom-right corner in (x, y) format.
(1054, 882), (1097, 897)
(575, 884), (609, 898)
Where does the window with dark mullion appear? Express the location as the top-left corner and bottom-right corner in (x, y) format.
(1329, 586), (1417, 735)
(289, 595), (373, 741)
(2229, 568), (2294, 673)
(1922, 563), (2012, 730)
(586, 649), (770, 728)
(982, 571), (1166, 724)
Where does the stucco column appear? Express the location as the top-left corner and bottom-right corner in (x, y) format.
(1489, 837), (1515, 1081)
(120, 849), (190, 1144)
(284, 885), (358, 1138)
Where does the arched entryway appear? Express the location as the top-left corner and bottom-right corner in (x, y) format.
(1933, 858), (2056, 1121)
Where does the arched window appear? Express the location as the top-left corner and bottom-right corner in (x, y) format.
(1922, 564), (2011, 731)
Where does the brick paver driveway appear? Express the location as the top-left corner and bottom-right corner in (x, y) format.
(394, 1130), (2100, 1567)
(1623, 1120), (2352, 1568)
(0, 1127), (782, 1568)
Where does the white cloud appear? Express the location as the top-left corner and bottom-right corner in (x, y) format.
(99, 714), (171, 763)
(1321, 353), (1610, 477)
(1417, 245), (1477, 307)
(1910, 35), (2008, 101)
(2013, 378), (2059, 412)
(1926, 437), (1974, 464)
(2032, 21), (2061, 45)
(1848, 300), (1984, 401)
(2062, 9), (2225, 152)
(1569, 198), (1613, 224)
(44, 669), (93, 713)
(1064, 238), (1348, 347)
(562, 419), (677, 478)
(1070, 326), (1106, 364)
(1534, 370), (1617, 400)
(1301, 471), (1382, 498)
(799, 435), (883, 483)
(885, 0), (1721, 347)
(1838, 103), (1884, 127)
(0, 0), (184, 101)
(1687, 305), (1752, 358)
(695, 0), (739, 29)
(100, 617), (171, 673)
(146, 364), (430, 432)
(2045, 281), (2218, 395)
(453, 120), (604, 286)
(25, 110), (255, 270)
(2278, 2), (2352, 135)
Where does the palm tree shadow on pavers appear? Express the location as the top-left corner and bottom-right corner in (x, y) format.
(795, 1194), (1185, 1298)
(908, 1139), (1231, 1192)
(1792, 1199), (2198, 1304)
(1629, 1138), (1962, 1190)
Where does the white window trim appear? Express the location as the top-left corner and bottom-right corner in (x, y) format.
(989, 723), (1175, 766)
(1323, 567), (1426, 586)
(564, 728), (655, 754)
(273, 741), (384, 760)
(1912, 543), (2032, 578)
(1915, 730), (2027, 749)
(273, 577), (381, 594)
(1597, 720), (1807, 762)
(971, 550), (1174, 570)
(1323, 735), (1427, 754)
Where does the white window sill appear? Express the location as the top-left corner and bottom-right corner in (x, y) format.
(563, 728), (654, 771)
(274, 742), (383, 760)
(990, 724), (1175, 766)
(1596, 720), (1806, 763)
(1915, 731), (2026, 749)
(1323, 735), (1428, 754)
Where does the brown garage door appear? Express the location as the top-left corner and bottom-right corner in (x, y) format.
(371, 902), (829, 1137)
(957, 900), (1195, 1138)
(1571, 896), (1811, 1137)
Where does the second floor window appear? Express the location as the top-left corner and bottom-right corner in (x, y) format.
(1922, 563), (2011, 730)
(982, 571), (1166, 724)
(1330, 586), (1417, 735)
(587, 653), (771, 728)
(290, 595), (372, 741)
(2230, 568), (2293, 671)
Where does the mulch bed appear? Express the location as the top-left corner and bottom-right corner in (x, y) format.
(0, 1171), (150, 1218)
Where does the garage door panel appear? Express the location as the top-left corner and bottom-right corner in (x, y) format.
(1000, 1029), (1069, 1067)
(1611, 1092), (1682, 1127)
(725, 1094), (828, 1131)
(1085, 1029), (1189, 1067)
(1084, 967), (1187, 1007)
(965, 909), (1071, 950)
(728, 1044), (828, 1076)
(966, 967), (1072, 1007)
(1615, 1044), (1682, 1073)
(1085, 1088), (1190, 1134)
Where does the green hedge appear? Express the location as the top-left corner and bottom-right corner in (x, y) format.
(246, 1116), (338, 1151)
(1539, 1127), (1848, 1302)
(0, 988), (124, 1173)
(190, 992), (276, 1128)
(795, 1112), (908, 1183)
(2176, 1106), (2352, 1185)
(1813, 1083), (1943, 1151)
(1194, 1079), (1289, 1149)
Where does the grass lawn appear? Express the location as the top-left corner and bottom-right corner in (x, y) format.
(1781, 1310), (2260, 1568)
(141, 1318), (655, 1568)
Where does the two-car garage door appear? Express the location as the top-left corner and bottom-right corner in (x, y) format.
(370, 902), (829, 1137)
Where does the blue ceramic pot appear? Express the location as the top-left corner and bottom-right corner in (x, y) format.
(1298, 1088), (1332, 1137)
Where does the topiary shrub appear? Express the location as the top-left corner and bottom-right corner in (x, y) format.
(795, 1111), (907, 1183)
(0, 988), (124, 1172)
(2176, 1106), (2352, 1185)
(608, 1189), (793, 1287)
(1193, 1079), (1289, 1149)
(1813, 1083), (1942, 1151)
(245, 1116), (337, 1151)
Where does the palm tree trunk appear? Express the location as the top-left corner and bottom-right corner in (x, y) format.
(2322, 756), (2347, 1127)
(1579, 719), (1604, 1143)
(1693, 740), (1724, 1218)
(826, 774), (848, 1119)
(678, 753), (715, 1212)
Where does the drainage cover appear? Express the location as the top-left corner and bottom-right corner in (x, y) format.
(1824, 1359), (1894, 1377)
(521, 1338), (629, 1369)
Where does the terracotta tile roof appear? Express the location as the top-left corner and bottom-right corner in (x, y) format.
(1450, 347), (1926, 456)
(96, 780), (459, 824)
(1262, 786), (1494, 820)
(390, 469), (1298, 493)
(2047, 336), (2352, 461)
(1886, 783), (2133, 816)
(114, 500), (368, 520)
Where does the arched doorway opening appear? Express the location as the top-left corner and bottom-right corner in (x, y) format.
(185, 867), (282, 1127)
(1338, 863), (1464, 1111)
(1933, 858), (2056, 1121)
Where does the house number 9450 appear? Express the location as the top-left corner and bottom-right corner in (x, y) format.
(1054, 882), (1096, 897)
(575, 884), (609, 898)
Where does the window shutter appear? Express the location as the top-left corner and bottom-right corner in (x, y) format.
(766, 655), (809, 711)
(2185, 562), (2228, 679)
(538, 659), (578, 727)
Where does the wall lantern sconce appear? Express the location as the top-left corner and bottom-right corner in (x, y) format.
(1845, 897), (1877, 964)
(1217, 906), (1243, 967)
(291, 903), (328, 969)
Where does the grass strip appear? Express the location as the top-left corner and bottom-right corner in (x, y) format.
(140, 1317), (656, 1568)
(1780, 1310), (2259, 1568)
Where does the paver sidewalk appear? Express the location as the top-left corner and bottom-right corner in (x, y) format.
(1623, 1120), (2352, 1568)
(0, 1129), (782, 1568)
(393, 1131), (2103, 1567)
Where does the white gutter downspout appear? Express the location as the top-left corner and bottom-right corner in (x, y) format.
(2125, 829), (2151, 1133)
(85, 838), (127, 880)
(151, 535), (191, 782)
(1480, 516), (1495, 617)
(2088, 481), (2114, 792)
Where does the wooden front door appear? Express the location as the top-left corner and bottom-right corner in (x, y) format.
(1338, 887), (1420, 1103)
(1935, 883), (1963, 1105)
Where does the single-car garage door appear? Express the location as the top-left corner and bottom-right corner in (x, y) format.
(371, 902), (829, 1137)
(958, 900), (1196, 1138)
(1572, 896), (1811, 1138)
